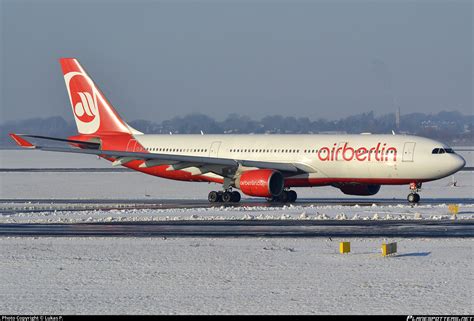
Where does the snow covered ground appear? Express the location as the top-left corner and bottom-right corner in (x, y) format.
(2, 202), (474, 224)
(0, 237), (472, 314)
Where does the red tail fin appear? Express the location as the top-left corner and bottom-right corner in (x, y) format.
(59, 58), (133, 135)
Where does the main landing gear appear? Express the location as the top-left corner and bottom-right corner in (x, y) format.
(208, 190), (241, 203)
(407, 182), (422, 204)
(267, 190), (298, 203)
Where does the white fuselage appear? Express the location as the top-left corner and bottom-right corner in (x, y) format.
(131, 133), (465, 186)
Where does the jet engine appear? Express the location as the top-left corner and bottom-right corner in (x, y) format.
(235, 169), (284, 197)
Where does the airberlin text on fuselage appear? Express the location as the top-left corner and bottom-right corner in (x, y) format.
(317, 143), (397, 162)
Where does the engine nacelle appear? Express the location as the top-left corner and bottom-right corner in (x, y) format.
(338, 184), (381, 196)
(235, 169), (284, 197)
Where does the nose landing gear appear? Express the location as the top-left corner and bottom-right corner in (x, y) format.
(407, 182), (422, 204)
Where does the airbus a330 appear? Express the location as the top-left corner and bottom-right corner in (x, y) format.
(10, 58), (466, 204)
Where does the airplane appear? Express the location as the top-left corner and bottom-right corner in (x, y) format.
(9, 58), (466, 204)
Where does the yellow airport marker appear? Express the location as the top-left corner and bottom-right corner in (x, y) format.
(339, 241), (350, 254)
(448, 204), (459, 218)
(381, 242), (397, 257)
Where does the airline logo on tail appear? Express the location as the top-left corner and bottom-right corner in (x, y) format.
(64, 71), (100, 134)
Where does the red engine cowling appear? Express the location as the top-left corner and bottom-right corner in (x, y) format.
(235, 169), (284, 197)
(338, 184), (381, 196)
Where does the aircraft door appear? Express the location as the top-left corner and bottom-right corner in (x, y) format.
(402, 142), (416, 162)
(209, 141), (221, 158)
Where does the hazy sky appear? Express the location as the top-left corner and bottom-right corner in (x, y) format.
(1, 0), (472, 123)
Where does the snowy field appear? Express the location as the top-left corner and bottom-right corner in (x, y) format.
(0, 237), (472, 314)
(2, 201), (474, 224)
(0, 149), (473, 314)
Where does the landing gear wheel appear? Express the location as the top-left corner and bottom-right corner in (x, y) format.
(222, 191), (233, 203)
(407, 193), (420, 204)
(287, 190), (297, 203)
(208, 191), (220, 203)
(279, 191), (289, 203)
(231, 191), (241, 203)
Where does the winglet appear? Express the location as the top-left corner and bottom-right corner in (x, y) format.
(9, 133), (36, 148)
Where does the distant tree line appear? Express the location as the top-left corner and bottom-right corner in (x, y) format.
(1, 110), (472, 147)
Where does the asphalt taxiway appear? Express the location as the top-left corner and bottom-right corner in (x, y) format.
(1, 220), (472, 237)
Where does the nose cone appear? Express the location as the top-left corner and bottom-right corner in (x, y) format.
(451, 154), (466, 173)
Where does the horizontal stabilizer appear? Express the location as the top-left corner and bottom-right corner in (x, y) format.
(9, 133), (35, 148)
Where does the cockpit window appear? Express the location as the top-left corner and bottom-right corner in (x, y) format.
(432, 148), (455, 154)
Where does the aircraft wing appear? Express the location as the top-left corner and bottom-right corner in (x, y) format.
(9, 133), (310, 176)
